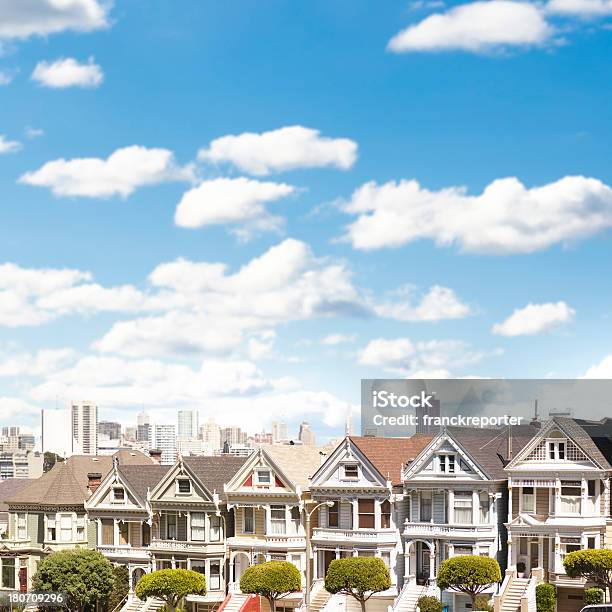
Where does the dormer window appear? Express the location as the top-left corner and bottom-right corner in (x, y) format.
(549, 441), (566, 461)
(255, 468), (271, 485)
(112, 486), (125, 503)
(177, 478), (191, 494)
(343, 464), (359, 479)
(440, 455), (455, 473)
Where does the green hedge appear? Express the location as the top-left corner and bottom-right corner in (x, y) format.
(535, 583), (556, 612)
(585, 588), (604, 606)
(417, 595), (444, 612)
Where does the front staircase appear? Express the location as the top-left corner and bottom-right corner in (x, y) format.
(499, 578), (529, 612)
(120, 596), (167, 612)
(310, 587), (332, 611)
(220, 593), (249, 612)
(392, 582), (428, 612)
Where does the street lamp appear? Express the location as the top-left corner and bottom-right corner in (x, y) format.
(304, 501), (334, 610)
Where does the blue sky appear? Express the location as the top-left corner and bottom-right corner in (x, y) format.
(1, 0), (612, 440)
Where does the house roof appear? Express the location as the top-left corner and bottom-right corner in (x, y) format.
(183, 455), (249, 494)
(555, 417), (612, 469)
(118, 464), (171, 501)
(449, 425), (539, 479)
(349, 434), (435, 485)
(0, 479), (33, 512)
(8, 450), (153, 507)
(259, 444), (327, 489)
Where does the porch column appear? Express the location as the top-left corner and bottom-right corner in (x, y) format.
(312, 547), (318, 580)
(581, 477), (588, 517)
(429, 545), (436, 582)
(554, 533), (561, 573)
(538, 537), (543, 569)
(508, 482), (513, 521)
(508, 536), (514, 569)
(229, 554), (234, 584)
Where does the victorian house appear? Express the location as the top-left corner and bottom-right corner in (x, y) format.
(308, 435), (433, 609)
(501, 417), (612, 612)
(398, 426), (537, 612)
(222, 444), (322, 610)
(0, 451), (152, 593)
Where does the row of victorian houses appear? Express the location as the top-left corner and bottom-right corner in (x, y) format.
(0, 417), (611, 612)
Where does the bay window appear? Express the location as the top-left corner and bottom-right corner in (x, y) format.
(358, 499), (375, 528)
(522, 487), (535, 513)
(191, 513), (206, 541)
(17, 514), (27, 540)
(243, 507), (254, 534)
(479, 493), (490, 523)
(209, 561), (221, 590)
(101, 519), (114, 545)
(454, 492), (473, 524)
(209, 514), (221, 541)
(420, 492), (432, 522)
(328, 501), (339, 528)
(60, 514), (72, 541)
(270, 505), (286, 534)
(381, 500), (391, 528)
(560, 481), (581, 514)
(1, 558), (15, 589)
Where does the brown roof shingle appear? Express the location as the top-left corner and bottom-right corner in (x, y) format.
(184, 455), (248, 493)
(119, 464), (171, 501)
(0, 479), (33, 512)
(349, 434), (435, 485)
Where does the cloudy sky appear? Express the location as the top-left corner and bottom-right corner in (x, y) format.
(1, 0), (612, 439)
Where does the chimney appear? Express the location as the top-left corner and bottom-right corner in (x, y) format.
(149, 449), (162, 465)
(87, 472), (102, 494)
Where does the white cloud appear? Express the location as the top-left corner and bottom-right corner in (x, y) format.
(0, 347), (76, 377)
(375, 285), (471, 321)
(359, 337), (492, 376)
(547, 0), (612, 15)
(0, 135), (21, 154)
(0, 397), (40, 421)
(342, 176), (612, 254)
(582, 355), (612, 378)
(19, 145), (193, 198)
(25, 127), (45, 139)
(198, 125), (358, 176)
(0, 70), (14, 85)
(0, 0), (110, 40)
(492, 301), (575, 336)
(31, 57), (103, 88)
(174, 177), (295, 237)
(387, 0), (553, 53)
(322, 333), (357, 346)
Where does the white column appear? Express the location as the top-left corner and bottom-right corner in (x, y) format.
(473, 491), (480, 525)
(313, 548), (318, 579)
(508, 482), (513, 521)
(596, 478), (601, 515)
(538, 537), (544, 569)
(186, 511), (191, 541)
(581, 476), (588, 517)
(375, 499), (381, 530)
(285, 505), (290, 534)
(508, 536), (514, 569)
(554, 533), (561, 573)
(265, 505), (271, 535)
(352, 499), (359, 529)
(448, 490), (455, 524)
(96, 518), (102, 545)
(113, 518), (119, 545)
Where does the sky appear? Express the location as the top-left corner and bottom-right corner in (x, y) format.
(1, 0), (612, 441)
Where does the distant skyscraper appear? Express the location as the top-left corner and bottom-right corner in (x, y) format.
(137, 411), (152, 444)
(200, 419), (221, 452)
(153, 424), (177, 465)
(416, 398), (441, 435)
(221, 426), (247, 447)
(178, 410), (198, 439)
(41, 408), (72, 457)
(1, 426), (19, 437)
(298, 421), (316, 446)
(272, 420), (288, 443)
(71, 401), (98, 455)
(98, 421), (121, 440)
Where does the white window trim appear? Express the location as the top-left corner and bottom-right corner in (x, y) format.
(243, 506), (255, 534)
(175, 477), (192, 495)
(254, 468), (272, 486)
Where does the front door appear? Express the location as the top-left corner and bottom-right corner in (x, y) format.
(19, 567), (27, 592)
(529, 541), (539, 572)
(417, 543), (430, 585)
(323, 551), (335, 577)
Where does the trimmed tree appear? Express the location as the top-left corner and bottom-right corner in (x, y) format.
(585, 588), (605, 606)
(437, 556), (501, 610)
(325, 557), (392, 612)
(240, 561), (301, 612)
(32, 548), (115, 612)
(535, 583), (556, 612)
(135, 569), (206, 612)
(418, 595), (444, 612)
(564, 549), (612, 601)
(106, 565), (130, 611)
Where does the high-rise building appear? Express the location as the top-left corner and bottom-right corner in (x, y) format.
(153, 424), (177, 465)
(416, 398), (441, 435)
(1, 426), (19, 438)
(71, 401), (98, 455)
(136, 411), (152, 444)
(178, 410), (198, 439)
(41, 408), (72, 457)
(298, 421), (316, 446)
(272, 420), (288, 443)
(220, 426), (247, 447)
(200, 419), (221, 452)
(98, 421), (121, 440)
(0, 450), (43, 479)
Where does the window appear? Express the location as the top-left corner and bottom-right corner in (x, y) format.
(560, 537), (581, 562)
(560, 481), (581, 514)
(440, 455), (455, 473)
(209, 561), (221, 590)
(343, 464), (358, 479)
(588, 537), (597, 549)
(192, 561), (206, 576)
(588, 480), (596, 497)
(381, 500), (391, 529)
(549, 441), (566, 461)
(270, 505), (286, 534)
(290, 506), (300, 532)
(17, 513), (27, 540)
(142, 523), (151, 546)
(522, 487), (535, 513)
(244, 507), (254, 533)
(255, 469), (271, 485)
(209, 514), (221, 541)
(1, 558), (15, 589)
(328, 501), (339, 528)
(76, 517), (85, 541)
(479, 493), (490, 523)
(112, 487), (125, 502)
(46, 515), (56, 541)
(290, 554), (302, 571)
(191, 513), (206, 541)
(420, 492), (432, 522)
(167, 514), (177, 539)
(60, 514), (72, 541)
(454, 546), (473, 556)
(454, 492), (473, 524)
(101, 519), (114, 545)
(177, 479), (191, 494)
(358, 499), (375, 529)
(381, 551), (391, 568)
(119, 521), (129, 545)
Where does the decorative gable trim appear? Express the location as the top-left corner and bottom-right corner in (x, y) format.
(84, 458), (144, 510)
(149, 457), (215, 504)
(224, 447), (296, 494)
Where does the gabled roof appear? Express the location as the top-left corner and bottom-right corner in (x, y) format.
(8, 450), (153, 507)
(259, 444), (325, 489)
(448, 425), (539, 479)
(183, 455), (248, 494)
(349, 435), (434, 486)
(118, 464), (171, 502)
(556, 417), (612, 469)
